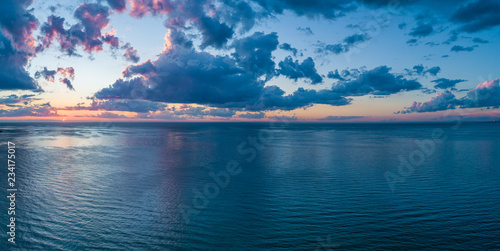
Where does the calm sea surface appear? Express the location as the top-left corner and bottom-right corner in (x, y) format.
(0, 122), (499, 250)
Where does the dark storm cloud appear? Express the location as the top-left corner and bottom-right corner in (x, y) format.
(332, 66), (422, 96)
(451, 0), (500, 33)
(231, 32), (279, 78)
(214, 1), (257, 32)
(279, 43), (298, 56)
(451, 45), (478, 52)
(432, 78), (466, 89)
(94, 41), (351, 111)
(95, 47), (265, 105)
(0, 0), (40, 90)
(121, 60), (155, 78)
(0, 0), (38, 51)
(198, 16), (234, 49)
(278, 57), (323, 85)
(106, 0), (127, 12)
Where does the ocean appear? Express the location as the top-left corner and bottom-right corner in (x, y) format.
(0, 122), (499, 250)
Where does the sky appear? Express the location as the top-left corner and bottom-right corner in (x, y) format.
(1, 0), (500, 122)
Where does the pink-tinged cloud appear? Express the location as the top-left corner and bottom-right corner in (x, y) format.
(399, 79), (500, 113)
(462, 78), (500, 108)
(57, 67), (76, 79)
(35, 67), (76, 90)
(0, 0), (39, 52)
(399, 92), (459, 113)
(0, 103), (58, 117)
(129, 0), (173, 17)
(102, 31), (120, 48)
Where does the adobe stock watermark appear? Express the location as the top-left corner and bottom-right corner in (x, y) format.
(178, 119), (291, 224)
(6, 141), (17, 245)
(315, 234), (340, 250)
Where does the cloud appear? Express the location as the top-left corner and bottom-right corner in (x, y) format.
(424, 66), (441, 76)
(278, 56), (323, 84)
(143, 106), (236, 119)
(73, 3), (111, 51)
(432, 78), (466, 89)
(0, 0), (39, 90)
(409, 23), (434, 37)
(231, 32), (279, 79)
(331, 66), (422, 96)
(399, 91), (459, 113)
(406, 65), (441, 76)
(461, 79), (500, 108)
(37, 3), (133, 56)
(60, 78), (75, 91)
(297, 27), (313, 35)
(451, 45), (478, 52)
(327, 69), (346, 81)
(0, 94), (39, 105)
(252, 0), (357, 19)
(95, 46), (265, 106)
(106, 0), (127, 12)
(93, 112), (128, 119)
(245, 86), (351, 111)
(267, 115), (298, 121)
(237, 112), (266, 119)
(0, 0), (38, 51)
(316, 33), (370, 55)
(406, 38), (418, 44)
(279, 43), (298, 56)
(318, 115), (365, 121)
(451, 0), (500, 32)
(121, 60), (155, 78)
(198, 16), (234, 49)
(66, 99), (167, 113)
(472, 37), (489, 44)
(399, 79), (500, 113)
(34, 67), (76, 90)
(0, 103), (58, 117)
